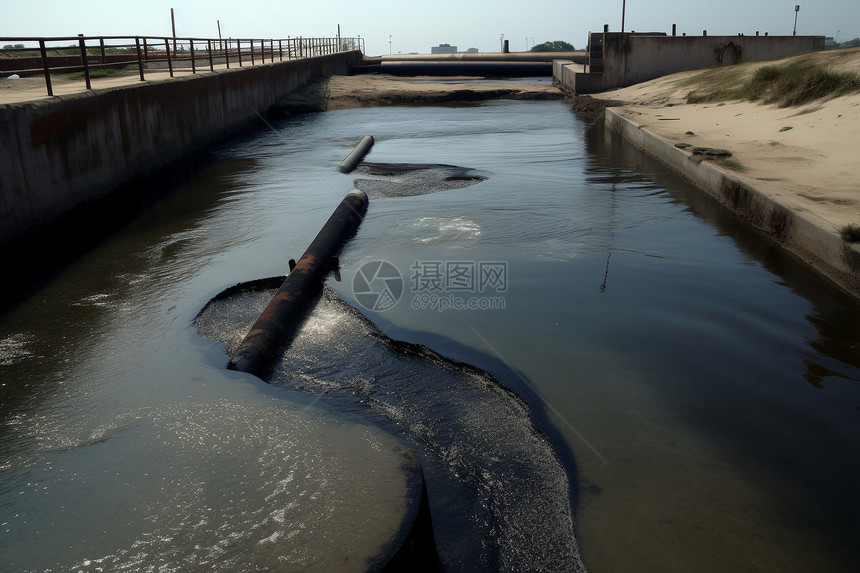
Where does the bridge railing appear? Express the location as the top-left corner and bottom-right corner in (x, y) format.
(0, 35), (364, 96)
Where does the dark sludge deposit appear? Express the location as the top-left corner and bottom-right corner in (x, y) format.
(195, 282), (585, 573)
(352, 162), (488, 198)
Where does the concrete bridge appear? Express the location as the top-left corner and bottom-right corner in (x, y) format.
(355, 51), (586, 77)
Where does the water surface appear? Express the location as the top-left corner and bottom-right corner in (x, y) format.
(1, 99), (859, 572)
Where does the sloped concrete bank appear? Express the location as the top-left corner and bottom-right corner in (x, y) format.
(0, 51), (362, 246)
(604, 108), (860, 298)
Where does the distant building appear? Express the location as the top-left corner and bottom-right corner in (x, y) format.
(825, 37), (837, 47)
(466, 47), (479, 53)
(431, 43), (457, 54)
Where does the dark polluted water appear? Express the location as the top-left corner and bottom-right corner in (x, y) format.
(1, 98), (860, 572)
(196, 283), (583, 572)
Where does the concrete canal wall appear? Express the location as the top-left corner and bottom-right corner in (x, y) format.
(555, 33), (825, 94)
(604, 108), (860, 298)
(0, 51), (362, 245)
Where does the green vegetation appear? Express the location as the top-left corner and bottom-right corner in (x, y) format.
(840, 224), (860, 243)
(779, 126), (793, 132)
(530, 40), (575, 52)
(713, 157), (746, 171)
(2, 44), (136, 57)
(60, 67), (135, 81)
(2, 44), (39, 56)
(683, 55), (860, 107)
(677, 68), (742, 89)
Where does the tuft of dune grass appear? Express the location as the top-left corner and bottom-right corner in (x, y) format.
(682, 50), (860, 107)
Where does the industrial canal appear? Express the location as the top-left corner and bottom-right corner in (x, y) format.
(1, 98), (859, 572)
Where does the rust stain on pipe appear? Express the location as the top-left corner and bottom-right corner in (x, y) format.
(228, 189), (369, 379)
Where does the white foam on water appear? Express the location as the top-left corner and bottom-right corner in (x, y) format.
(196, 285), (585, 572)
(2, 398), (410, 572)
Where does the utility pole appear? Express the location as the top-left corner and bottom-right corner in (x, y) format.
(793, 5), (800, 36)
(217, 19), (222, 50)
(389, 34), (392, 55)
(171, 8), (177, 55)
(622, 0), (627, 33)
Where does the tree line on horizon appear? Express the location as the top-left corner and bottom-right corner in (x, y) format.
(529, 40), (575, 52)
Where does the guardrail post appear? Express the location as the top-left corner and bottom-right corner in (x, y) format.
(135, 37), (145, 81)
(190, 39), (196, 74)
(225, 39), (230, 69)
(164, 38), (174, 77)
(237, 39), (243, 67)
(78, 34), (91, 90)
(38, 40), (53, 96)
(99, 38), (106, 63)
(250, 39), (255, 65)
(279, 39), (283, 61)
(207, 40), (214, 71)
(143, 37), (149, 60)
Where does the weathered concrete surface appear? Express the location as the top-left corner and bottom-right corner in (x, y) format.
(555, 33), (824, 94)
(604, 107), (860, 298)
(357, 53), (586, 78)
(0, 51), (361, 245)
(368, 52), (586, 63)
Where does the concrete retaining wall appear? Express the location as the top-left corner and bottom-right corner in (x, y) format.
(0, 51), (361, 245)
(604, 108), (860, 297)
(555, 33), (825, 94)
(602, 34), (825, 89)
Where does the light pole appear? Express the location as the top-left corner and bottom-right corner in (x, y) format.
(793, 5), (800, 36)
(622, 0), (627, 33)
(500, 33), (504, 52)
(389, 34), (392, 55)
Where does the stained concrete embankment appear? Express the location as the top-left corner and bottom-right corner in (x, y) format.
(604, 108), (860, 298)
(0, 51), (362, 245)
(355, 52), (586, 77)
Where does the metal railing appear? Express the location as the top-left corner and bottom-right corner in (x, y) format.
(0, 34), (364, 96)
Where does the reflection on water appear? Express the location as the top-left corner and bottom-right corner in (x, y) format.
(0, 98), (859, 573)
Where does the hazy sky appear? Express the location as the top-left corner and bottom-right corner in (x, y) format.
(2, 1), (857, 56)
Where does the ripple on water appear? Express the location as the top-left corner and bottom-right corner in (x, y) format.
(1, 398), (411, 572)
(195, 285), (584, 573)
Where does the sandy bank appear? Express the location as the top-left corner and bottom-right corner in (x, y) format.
(276, 74), (564, 112)
(585, 51), (860, 297)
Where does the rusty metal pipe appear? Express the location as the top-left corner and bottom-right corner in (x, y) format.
(228, 189), (369, 379)
(336, 135), (374, 173)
